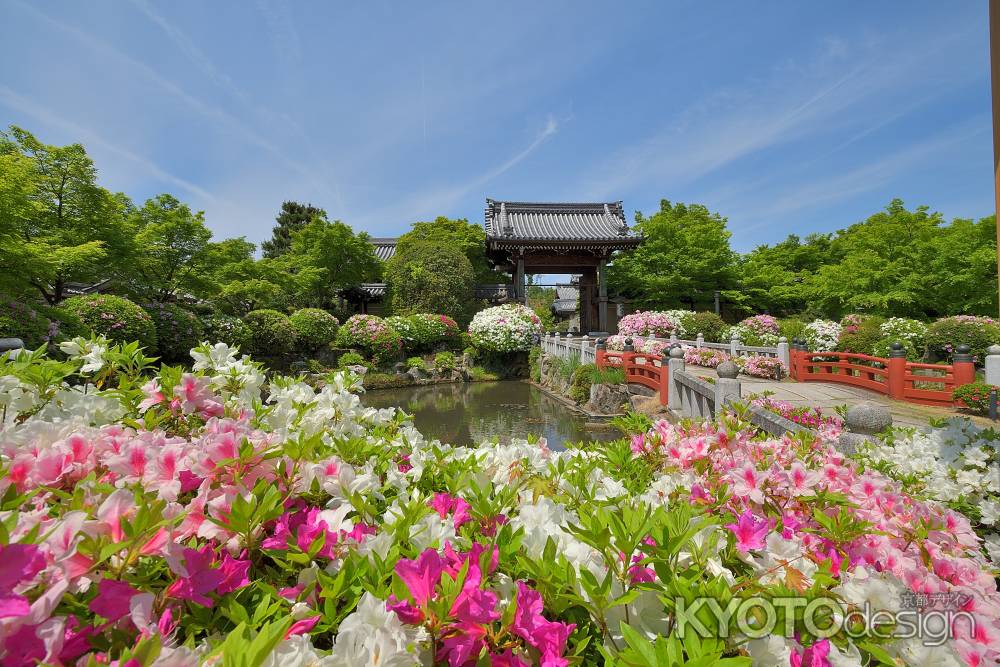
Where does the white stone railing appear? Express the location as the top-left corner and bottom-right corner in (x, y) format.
(541, 333), (596, 365)
(650, 333), (790, 369)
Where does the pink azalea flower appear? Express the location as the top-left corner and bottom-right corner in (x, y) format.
(0, 543), (46, 619)
(438, 621), (488, 667)
(89, 578), (141, 621)
(96, 488), (135, 542)
(390, 548), (445, 621)
(490, 650), (531, 667)
(725, 510), (769, 553)
(790, 638), (831, 667)
(511, 582), (575, 667)
(285, 615), (321, 638)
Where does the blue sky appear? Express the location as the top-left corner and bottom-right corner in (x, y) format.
(1, 1), (992, 252)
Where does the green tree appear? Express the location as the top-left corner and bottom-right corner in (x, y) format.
(738, 233), (836, 316)
(395, 216), (502, 282)
(385, 241), (475, 323)
(127, 194), (213, 302)
(806, 199), (940, 318)
(921, 214), (997, 317)
(280, 218), (381, 308)
(0, 126), (133, 304)
(609, 200), (738, 310)
(261, 201), (327, 258)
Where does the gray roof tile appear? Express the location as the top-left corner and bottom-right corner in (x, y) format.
(483, 200), (639, 243)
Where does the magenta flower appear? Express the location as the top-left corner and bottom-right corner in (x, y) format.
(438, 621), (488, 667)
(791, 638), (831, 667)
(89, 578), (142, 621)
(511, 581), (575, 667)
(389, 548), (445, 621)
(165, 545), (247, 607)
(0, 543), (46, 619)
(725, 510), (769, 553)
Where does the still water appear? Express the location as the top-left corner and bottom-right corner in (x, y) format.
(363, 381), (619, 450)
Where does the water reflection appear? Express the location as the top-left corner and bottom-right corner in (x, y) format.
(363, 381), (618, 450)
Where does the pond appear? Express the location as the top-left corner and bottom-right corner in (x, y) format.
(363, 380), (619, 450)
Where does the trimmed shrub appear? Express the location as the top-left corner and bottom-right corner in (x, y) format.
(434, 351), (457, 372)
(835, 316), (884, 356)
(569, 364), (597, 403)
(677, 311), (728, 343)
(289, 308), (340, 352)
(337, 351), (368, 369)
(778, 318), (807, 342)
(468, 304), (542, 352)
(872, 337), (920, 361)
(617, 310), (685, 338)
(202, 314), (252, 351)
(803, 319), (841, 352)
(727, 314), (780, 346)
(387, 313), (460, 351)
(62, 295), (157, 350)
(337, 314), (403, 366)
(879, 317), (927, 350)
(144, 302), (204, 362)
(406, 356), (426, 370)
(385, 241), (476, 324)
(244, 309), (296, 356)
(0, 297), (83, 348)
(925, 316), (1000, 363)
(953, 382), (997, 415)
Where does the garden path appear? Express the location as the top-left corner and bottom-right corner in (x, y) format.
(687, 368), (991, 430)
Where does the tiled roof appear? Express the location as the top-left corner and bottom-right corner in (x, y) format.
(369, 238), (397, 262)
(484, 200), (639, 243)
(360, 283), (387, 297)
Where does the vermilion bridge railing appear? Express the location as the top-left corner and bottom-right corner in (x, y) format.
(596, 346), (669, 406)
(789, 344), (975, 408)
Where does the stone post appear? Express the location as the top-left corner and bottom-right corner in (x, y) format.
(580, 334), (590, 363)
(777, 336), (790, 372)
(669, 332), (678, 346)
(729, 334), (740, 357)
(952, 344), (976, 389)
(986, 345), (1000, 387)
(715, 360), (741, 413)
(837, 402), (892, 455)
(887, 342), (907, 400)
(696, 333), (704, 349)
(667, 345), (685, 412)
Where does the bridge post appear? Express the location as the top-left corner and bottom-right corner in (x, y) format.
(986, 345), (1000, 387)
(777, 337), (790, 372)
(696, 333), (704, 349)
(729, 334), (740, 357)
(887, 342), (907, 400)
(596, 338), (606, 368)
(953, 345), (976, 388)
(667, 346), (685, 411)
(715, 360), (741, 412)
(623, 337), (635, 385)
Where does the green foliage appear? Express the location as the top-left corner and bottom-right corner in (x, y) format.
(281, 218), (381, 308)
(337, 351), (367, 369)
(244, 309), (296, 356)
(569, 363), (598, 403)
(261, 201), (326, 259)
(835, 316), (884, 356)
(0, 297), (84, 347)
(527, 284), (558, 330)
(609, 411), (655, 436)
(434, 351), (457, 371)
(289, 308), (340, 352)
(126, 194), (213, 303)
(1, 125), (133, 304)
(202, 314), (253, 350)
(925, 316), (1000, 363)
(405, 356), (426, 370)
(469, 366), (499, 381)
(777, 318), (807, 342)
(872, 337), (919, 361)
(610, 200), (739, 311)
(386, 313), (460, 352)
(62, 294), (157, 350)
(677, 311), (728, 343)
(144, 302), (203, 363)
(336, 314), (403, 366)
(528, 346), (542, 382)
(953, 382), (997, 415)
(394, 216), (501, 283)
(591, 365), (626, 385)
(739, 234), (834, 316)
(385, 241), (475, 324)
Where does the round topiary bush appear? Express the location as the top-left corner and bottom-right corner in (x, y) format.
(144, 302), (204, 362)
(385, 241), (475, 324)
(0, 297), (56, 348)
(62, 294), (157, 350)
(468, 304), (542, 353)
(925, 316), (1000, 363)
(202, 314), (253, 351)
(803, 319), (842, 352)
(727, 314), (780, 346)
(677, 311), (728, 343)
(387, 313), (460, 351)
(835, 315), (884, 356)
(244, 309), (296, 357)
(289, 308), (340, 352)
(337, 314), (403, 366)
(872, 337), (920, 361)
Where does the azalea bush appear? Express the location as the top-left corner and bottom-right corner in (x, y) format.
(683, 346), (729, 368)
(727, 314), (780, 347)
(617, 310), (685, 338)
(337, 314), (404, 366)
(244, 309), (297, 356)
(836, 315), (885, 356)
(879, 317), (927, 350)
(144, 302), (204, 363)
(750, 395), (842, 429)
(925, 316), (1000, 363)
(802, 319), (841, 352)
(388, 313), (460, 352)
(952, 382), (999, 416)
(0, 296), (84, 348)
(1, 341), (999, 664)
(468, 304), (541, 353)
(201, 313), (253, 351)
(289, 308), (340, 352)
(677, 311), (728, 343)
(734, 354), (787, 379)
(62, 294), (157, 350)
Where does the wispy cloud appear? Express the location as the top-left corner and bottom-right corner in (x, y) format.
(353, 115), (561, 229)
(0, 85), (221, 204)
(255, 0), (302, 64)
(9, 0), (343, 210)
